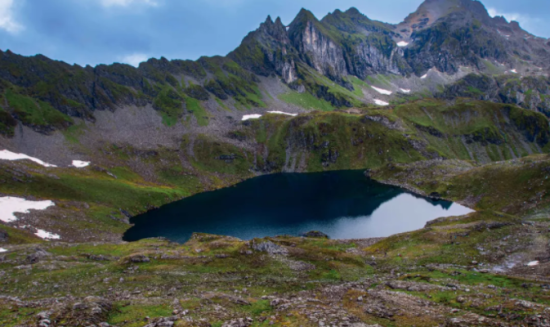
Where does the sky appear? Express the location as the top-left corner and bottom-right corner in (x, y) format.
(0, 0), (549, 68)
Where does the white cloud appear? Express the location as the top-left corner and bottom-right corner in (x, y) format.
(120, 53), (148, 67)
(0, 0), (23, 33)
(100, 0), (158, 7)
(487, 7), (544, 36)
(487, 7), (523, 23)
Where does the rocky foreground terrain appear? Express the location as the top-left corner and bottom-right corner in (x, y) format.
(0, 154), (549, 327)
(0, 0), (550, 325)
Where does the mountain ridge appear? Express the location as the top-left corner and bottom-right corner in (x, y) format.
(0, 0), (549, 137)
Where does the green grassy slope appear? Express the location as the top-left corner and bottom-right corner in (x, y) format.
(0, 100), (548, 242)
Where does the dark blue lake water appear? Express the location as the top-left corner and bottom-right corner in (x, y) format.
(123, 171), (473, 243)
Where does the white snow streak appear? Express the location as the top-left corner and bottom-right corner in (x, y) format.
(35, 229), (60, 240)
(267, 111), (298, 117)
(371, 86), (393, 95)
(399, 88), (411, 94)
(374, 99), (389, 106)
(72, 160), (90, 168)
(0, 150), (57, 167)
(0, 248), (7, 253)
(421, 73), (428, 79)
(397, 41), (409, 47)
(242, 114), (262, 121)
(510, 69), (518, 74)
(527, 261), (539, 267)
(0, 197), (55, 223)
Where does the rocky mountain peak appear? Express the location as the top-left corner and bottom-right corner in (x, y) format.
(345, 7), (361, 16)
(398, 0), (493, 34)
(290, 8), (319, 28)
(258, 15), (287, 39)
(274, 16), (284, 27)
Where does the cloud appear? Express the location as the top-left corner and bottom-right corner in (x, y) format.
(119, 53), (148, 67)
(100, 0), (158, 7)
(487, 7), (543, 35)
(487, 7), (524, 22)
(0, 0), (23, 33)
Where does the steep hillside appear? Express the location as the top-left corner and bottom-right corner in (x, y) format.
(0, 99), (547, 242)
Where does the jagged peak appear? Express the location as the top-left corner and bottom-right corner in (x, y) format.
(233, 12), (289, 50)
(399, 0), (495, 33)
(416, 0), (491, 21)
(323, 7), (374, 24)
(509, 20), (522, 31)
(274, 16), (284, 27)
(293, 8), (319, 23)
(258, 14), (287, 36)
(288, 8), (324, 35)
(345, 7), (362, 16)
(492, 15), (507, 24)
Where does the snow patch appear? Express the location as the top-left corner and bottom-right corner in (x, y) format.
(266, 111), (298, 117)
(0, 197), (55, 223)
(35, 229), (60, 240)
(496, 30), (510, 38)
(371, 86), (393, 95)
(0, 248), (7, 253)
(527, 261), (539, 267)
(510, 69), (518, 74)
(397, 41), (409, 47)
(421, 73), (429, 79)
(72, 160), (90, 168)
(374, 99), (389, 106)
(0, 150), (57, 167)
(242, 114), (262, 121)
(399, 88), (411, 94)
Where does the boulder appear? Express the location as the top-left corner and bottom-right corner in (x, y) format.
(27, 248), (51, 264)
(128, 254), (150, 263)
(251, 241), (288, 255)
(0, 229), (8, 243)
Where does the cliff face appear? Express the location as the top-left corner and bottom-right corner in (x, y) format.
(288, 10), (348, 81)
(322, 8), (412, 79)
(228, 16), (298, 84)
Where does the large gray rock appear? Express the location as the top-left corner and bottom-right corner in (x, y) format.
(0, 230), (8, 243)
(251, 241), (288, 255)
